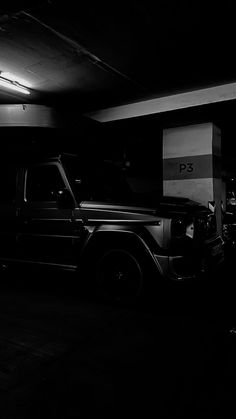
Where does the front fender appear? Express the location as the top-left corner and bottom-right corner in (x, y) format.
(79, 225), (161, 274)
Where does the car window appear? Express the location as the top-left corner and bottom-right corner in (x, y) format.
(0, 164), (17, 204)
(26, 164), (66, 202)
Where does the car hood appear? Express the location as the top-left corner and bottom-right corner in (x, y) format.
(140, 195), (209, 216)
(80, 195), (209, 218)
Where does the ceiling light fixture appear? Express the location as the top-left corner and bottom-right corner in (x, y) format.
(0, 74), (30, 95)
(0, 72), (31, 88)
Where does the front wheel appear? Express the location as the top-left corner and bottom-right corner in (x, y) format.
(94, 248), (144, 303)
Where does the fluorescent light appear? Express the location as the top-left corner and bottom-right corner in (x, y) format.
(1, 72), (31, 88)
(0, 76), (30, 95)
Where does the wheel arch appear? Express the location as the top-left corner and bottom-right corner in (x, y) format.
(79, 226), (160, 275)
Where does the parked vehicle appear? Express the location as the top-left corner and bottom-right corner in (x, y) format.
(221, 177), (236, 255)
(0, 152), (224, 301)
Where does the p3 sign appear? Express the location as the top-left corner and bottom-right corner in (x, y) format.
(179, 162), (193, 173)
(163, 155), (213, 180)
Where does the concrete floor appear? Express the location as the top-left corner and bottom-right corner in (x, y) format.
(0, 270), (235, 419)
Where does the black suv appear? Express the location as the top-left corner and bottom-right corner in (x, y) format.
(0, 153), (224, 300)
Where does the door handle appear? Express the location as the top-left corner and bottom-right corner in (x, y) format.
(23, 217), (32, 224)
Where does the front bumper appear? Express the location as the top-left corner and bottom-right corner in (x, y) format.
(154, 236), (224, 281)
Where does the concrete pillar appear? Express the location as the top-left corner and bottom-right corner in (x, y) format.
(163, 123), (223, 234)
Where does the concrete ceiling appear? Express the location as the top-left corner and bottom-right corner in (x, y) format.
(0, 1), (236, 112)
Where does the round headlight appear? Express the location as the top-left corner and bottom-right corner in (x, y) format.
(171, 218), (186, 238)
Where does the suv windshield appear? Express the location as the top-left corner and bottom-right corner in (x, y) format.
(63, 155), (132, 203)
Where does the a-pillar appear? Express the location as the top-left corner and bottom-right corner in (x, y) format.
(163, 123), (223, 235)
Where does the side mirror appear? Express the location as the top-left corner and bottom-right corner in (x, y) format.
(55, 188), (74, 208)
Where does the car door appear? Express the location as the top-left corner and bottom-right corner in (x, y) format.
(0, 163), (18, 261)
(17, 162), (83, 268)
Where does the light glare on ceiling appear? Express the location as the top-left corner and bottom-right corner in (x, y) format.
(1, 72), (31, 88)
(0, 74), (30, 95)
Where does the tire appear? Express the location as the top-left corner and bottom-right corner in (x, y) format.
(94, 248), (144, 303)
